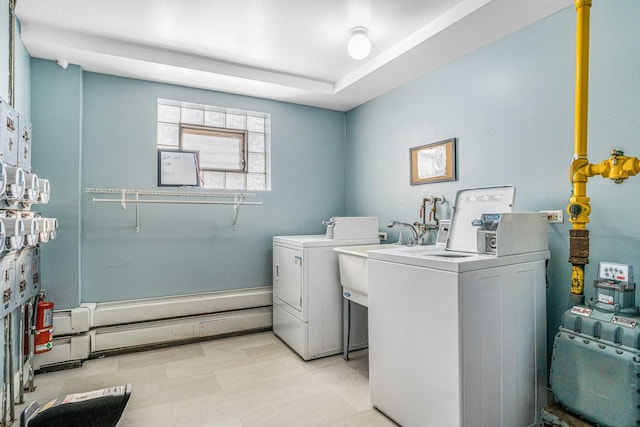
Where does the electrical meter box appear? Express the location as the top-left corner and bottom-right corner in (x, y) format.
(19, 248), (39, 300)
(27, 247), (40, 299)
(1, 254), (16, 318)
(17, 113), (32, 173)
(16, 249), (33, 305)
(0, 97), (18, 167)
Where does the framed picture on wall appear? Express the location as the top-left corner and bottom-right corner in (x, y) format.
(157, 149), (201, 187)
(410, 138), (457, 185)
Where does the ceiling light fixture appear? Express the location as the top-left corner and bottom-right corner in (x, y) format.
(347, 27), (371, 60)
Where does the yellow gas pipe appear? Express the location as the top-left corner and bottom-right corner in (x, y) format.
(567, 0), (640, 304)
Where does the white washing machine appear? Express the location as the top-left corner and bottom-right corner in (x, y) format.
(273, 218), (379, 360)
(367, 186), (550, 427)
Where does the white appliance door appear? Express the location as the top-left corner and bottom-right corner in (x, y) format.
(369, 259), (461, 427)
(273, 244), (303, 313)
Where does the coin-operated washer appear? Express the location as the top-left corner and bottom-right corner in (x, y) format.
(367, 186), (550, 427)
(550, 262), (640, 427)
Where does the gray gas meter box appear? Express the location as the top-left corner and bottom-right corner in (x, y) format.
(550, 261), (640, 427)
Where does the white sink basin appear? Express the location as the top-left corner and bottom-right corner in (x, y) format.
(333, 244), (399, 307)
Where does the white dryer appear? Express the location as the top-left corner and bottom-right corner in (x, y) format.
(273, 218), (379, 360)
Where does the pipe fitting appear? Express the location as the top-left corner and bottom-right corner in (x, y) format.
(574, 0), (592, 10)
(568, 158), (590, 183)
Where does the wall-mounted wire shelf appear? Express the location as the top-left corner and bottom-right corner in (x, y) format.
(85, 188), (261, 231)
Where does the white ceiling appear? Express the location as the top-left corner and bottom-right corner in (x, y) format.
(16, 0), (572, 111)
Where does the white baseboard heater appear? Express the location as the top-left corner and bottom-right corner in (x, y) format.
(35, 287), (272, 370)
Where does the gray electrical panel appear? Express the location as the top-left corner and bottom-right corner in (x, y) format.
(18, 248), (39, 301)
(17, 113), (32, 173)
(16, 249), (31, 305)
(0, 98), (18, 167)
(29, 247), (40, 299)
(0, 94), (55, 427)
(1, 254), (16, 318)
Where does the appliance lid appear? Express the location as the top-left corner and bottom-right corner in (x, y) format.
(273, 235), (379, 247)
(446, 185), (515, 253)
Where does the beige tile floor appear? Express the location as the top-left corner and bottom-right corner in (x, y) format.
(15, 332), (397, 426)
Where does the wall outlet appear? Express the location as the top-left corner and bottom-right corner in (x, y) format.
(378, 232), (388, 241)
(541, 210), (564, 224)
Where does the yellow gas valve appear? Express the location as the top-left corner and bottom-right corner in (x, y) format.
(593, 150), (640, 183)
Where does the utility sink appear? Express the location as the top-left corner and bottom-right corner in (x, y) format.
(333, 244), (400, 307)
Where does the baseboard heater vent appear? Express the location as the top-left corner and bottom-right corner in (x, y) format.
(90, 306), (272, 354)
(86, 287), (272, 328)
(33, 334), (91, 371)
(35, 287), (273, 370)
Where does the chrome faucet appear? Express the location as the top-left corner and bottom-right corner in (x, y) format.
(387, 220), (419, 245)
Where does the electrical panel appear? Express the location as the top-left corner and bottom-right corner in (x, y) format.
(1, 254), (16, 318)
(28, 247), (40, 299)
(16, 249), (36, 305)
(16, 249), (29, 306)
(0, 96), (57, 322)
(17, 114), (32, 173)
(1, 65), (58, 427)
(0, 98), (18, 167)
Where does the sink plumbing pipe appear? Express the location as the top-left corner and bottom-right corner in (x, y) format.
(567, 0), (640, 306)
(414, 195), (445, 241)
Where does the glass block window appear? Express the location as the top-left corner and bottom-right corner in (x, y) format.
(157, 99), (271, 191)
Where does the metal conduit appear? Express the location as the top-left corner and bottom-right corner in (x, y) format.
(8, 0), (15, 106)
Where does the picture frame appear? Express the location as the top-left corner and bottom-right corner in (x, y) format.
(157, 149), (201, 187)
(410, 138), (457, 185)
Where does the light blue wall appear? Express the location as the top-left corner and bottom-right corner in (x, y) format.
(31, 70), (346, 307)
(13, 19), (30, 116)
(31, 60), (83, 309)
(345, 1), (640, 356)
(0, 0), (8, 100)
